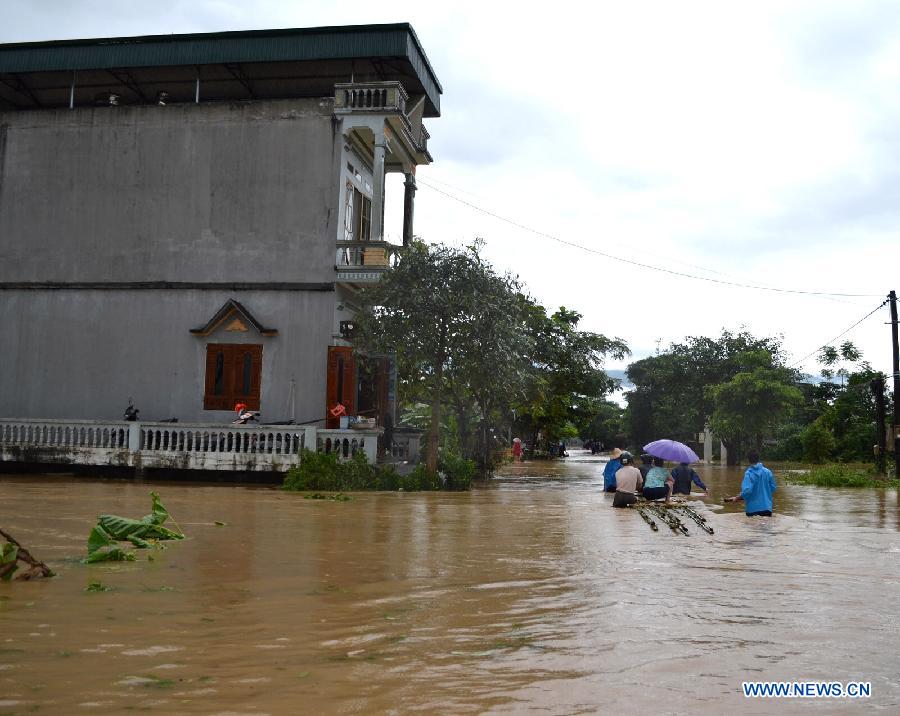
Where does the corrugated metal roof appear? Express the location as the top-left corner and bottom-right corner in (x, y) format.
(0, 23), (441, 115)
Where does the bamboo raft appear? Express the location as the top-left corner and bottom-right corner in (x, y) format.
(632, 502), (714, 536)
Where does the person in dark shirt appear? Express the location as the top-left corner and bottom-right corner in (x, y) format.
(638, 453), (653, 481)
(670, 462), (707, 495)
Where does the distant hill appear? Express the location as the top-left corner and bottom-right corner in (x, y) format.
(606, 368), (825, 392)
(606, 369), (633, 389)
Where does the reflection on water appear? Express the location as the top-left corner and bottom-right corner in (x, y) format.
(1, 452), (899, 714)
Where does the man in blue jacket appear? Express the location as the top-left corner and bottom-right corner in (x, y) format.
(725, 451), (776, 516)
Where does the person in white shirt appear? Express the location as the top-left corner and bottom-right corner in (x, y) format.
(612, 451), (643, 508)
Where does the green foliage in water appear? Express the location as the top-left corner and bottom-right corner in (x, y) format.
(85, 581), (113, 592)
(783, 464), (899, 488)
(304, 492), (353, 501)
(283, 450), (472, 492)
(84, 492), (184, 563)
(84, 525), (136, 563)
(0, 542), (18, 580)
(97, 491), (184, 542)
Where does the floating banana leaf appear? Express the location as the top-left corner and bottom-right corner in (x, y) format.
(84, 492), (183, 563)
(84, 525), (136, 563)
(96, 491), (184, 542)
(96, 514), (183, 541)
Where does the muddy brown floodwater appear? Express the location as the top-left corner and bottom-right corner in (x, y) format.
(1, 453), (899, 714)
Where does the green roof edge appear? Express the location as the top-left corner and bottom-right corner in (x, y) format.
(0, 23), (442, 113)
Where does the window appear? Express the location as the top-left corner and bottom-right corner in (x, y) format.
(204, 344), (262, 411)
(354, 189), (372, 241)
(343, 181), (354, 241)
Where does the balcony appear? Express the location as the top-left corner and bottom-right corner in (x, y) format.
(334, 81), (407, 115)
(335, 240), (400, 284)
(334, 81), (431, 166)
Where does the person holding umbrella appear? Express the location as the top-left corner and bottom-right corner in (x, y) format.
(643, 439), (708, 496)
(642, 456), (672, 502)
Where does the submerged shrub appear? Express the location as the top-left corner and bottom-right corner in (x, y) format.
(783, 464), (897, 488)
(282, 450), (462, 492)
(438, 452), (474, 491)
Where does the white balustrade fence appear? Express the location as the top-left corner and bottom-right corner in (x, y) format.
(0, 419), (380, 473)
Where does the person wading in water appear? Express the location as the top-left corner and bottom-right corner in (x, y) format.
(612, 452), (643, 508)
(670, 462), (707, 496)
(724, 450), (776, 516)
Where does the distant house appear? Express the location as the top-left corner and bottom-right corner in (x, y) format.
(0, 24), (440, 441)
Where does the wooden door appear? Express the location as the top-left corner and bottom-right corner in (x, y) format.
(326, 346), (356, 428)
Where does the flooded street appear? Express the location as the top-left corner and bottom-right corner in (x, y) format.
(2, 453), (899, 714)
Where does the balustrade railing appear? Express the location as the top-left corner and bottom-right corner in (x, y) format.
(316, 429), (371, 461)
(139, 423), (303, 456)
(335, 241), (400, 270)
(389, 429), (422, 462)
(334, 82), (407, 114)
(0, 420), (129, 449)
(0, 419), (379, 471)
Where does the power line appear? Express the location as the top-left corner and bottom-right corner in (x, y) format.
(416, 178), (884, 299)
(789, 299), (890, 369)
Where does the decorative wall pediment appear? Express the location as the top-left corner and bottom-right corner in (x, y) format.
(190, 299), (277, 337)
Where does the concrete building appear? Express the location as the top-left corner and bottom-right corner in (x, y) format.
(0, 24), (440, 445)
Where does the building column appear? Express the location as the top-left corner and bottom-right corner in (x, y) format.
(402, 171), (416, 247)
(371, 126), (387, 242)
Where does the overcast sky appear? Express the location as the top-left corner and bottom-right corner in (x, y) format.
(5, 0), (899, 377)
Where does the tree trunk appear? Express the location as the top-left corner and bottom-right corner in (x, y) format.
(427, 393), (440, 474)
(453, 396), (472, 459)
(475, 396), (491, 477)
(426, 362), (444, 475)
(723, 438), (741, 466)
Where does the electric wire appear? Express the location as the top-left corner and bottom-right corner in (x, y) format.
(416, 178), (884, 299)
(789, 299), (890, 369)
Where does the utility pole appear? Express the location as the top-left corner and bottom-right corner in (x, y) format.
(872, 376), (886, 476)
(890, 290), (900, 478)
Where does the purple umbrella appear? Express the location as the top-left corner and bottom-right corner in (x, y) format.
(643, 439), (700, 464)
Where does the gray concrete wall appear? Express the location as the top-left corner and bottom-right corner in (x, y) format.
(0, 98), (340, 282)
(0, 288), (334, 424)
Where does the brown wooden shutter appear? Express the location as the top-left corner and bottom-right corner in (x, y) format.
(204, 343), (262, 411)
(233, 344), (262, 410)
(204, 345), (230, 411)
(326, 346), (356, 428)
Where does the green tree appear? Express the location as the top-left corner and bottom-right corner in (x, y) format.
(352, 241), (530, 475)
(625, 330), (791, 456)
(800, 417), (836, 463)
(706, 349), (803, 459)
(808, 343), (884, 462)
(515, 305), (628, 450)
